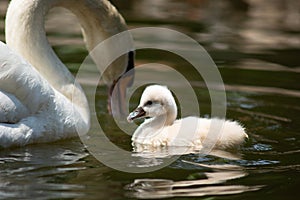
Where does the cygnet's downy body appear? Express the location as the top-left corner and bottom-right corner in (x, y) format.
(127, 85), (248, 151)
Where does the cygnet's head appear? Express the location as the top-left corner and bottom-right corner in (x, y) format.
(127, 85), (177, 122)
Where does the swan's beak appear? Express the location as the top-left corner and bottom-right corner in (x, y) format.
(109, 51), (135, 117)
(109, 75), (132, 116)
(127, 107), (146, 123)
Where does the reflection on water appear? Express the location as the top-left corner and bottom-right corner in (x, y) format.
(0, 0), (300, 199)
(126, 169), (262, 199)
(125, 155), (263, 198)
(0, 140), (88, 199)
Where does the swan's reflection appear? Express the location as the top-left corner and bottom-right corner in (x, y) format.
(126, 162), (262, 199)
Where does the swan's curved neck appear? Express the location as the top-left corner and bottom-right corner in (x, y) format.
(5, 0), (127, 99)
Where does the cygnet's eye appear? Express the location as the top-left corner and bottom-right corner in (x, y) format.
(144, 100), (153, 106)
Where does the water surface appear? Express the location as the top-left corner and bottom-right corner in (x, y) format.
(0, 1), (299, 199)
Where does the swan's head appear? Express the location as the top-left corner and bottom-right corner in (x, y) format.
(127, 85), (177, 123)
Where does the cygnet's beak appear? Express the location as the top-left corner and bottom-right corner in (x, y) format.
(127, 107), (146, 123)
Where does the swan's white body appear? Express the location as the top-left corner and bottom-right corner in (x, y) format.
(0, 0), (132, 148)
(128, 85), (248, 151)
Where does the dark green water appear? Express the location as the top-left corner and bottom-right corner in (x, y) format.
(1, 1), (300, 199)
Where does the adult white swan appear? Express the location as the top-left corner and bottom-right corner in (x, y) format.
(128, 85), (248, 151)
(0, 0), (134, 148)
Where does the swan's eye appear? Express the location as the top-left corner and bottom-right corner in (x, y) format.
(144, 101), (153, 106)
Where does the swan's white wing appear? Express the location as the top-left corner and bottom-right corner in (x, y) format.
(0, 42), (52, 113)
(0, 41), (48, 124)
(0, 41), (76, 148)
(0, 91), (30, 123)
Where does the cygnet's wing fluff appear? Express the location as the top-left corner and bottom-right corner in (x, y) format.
(167, 117), (247, 149)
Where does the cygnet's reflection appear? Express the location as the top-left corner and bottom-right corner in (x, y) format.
(126, 161), (263, 199)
